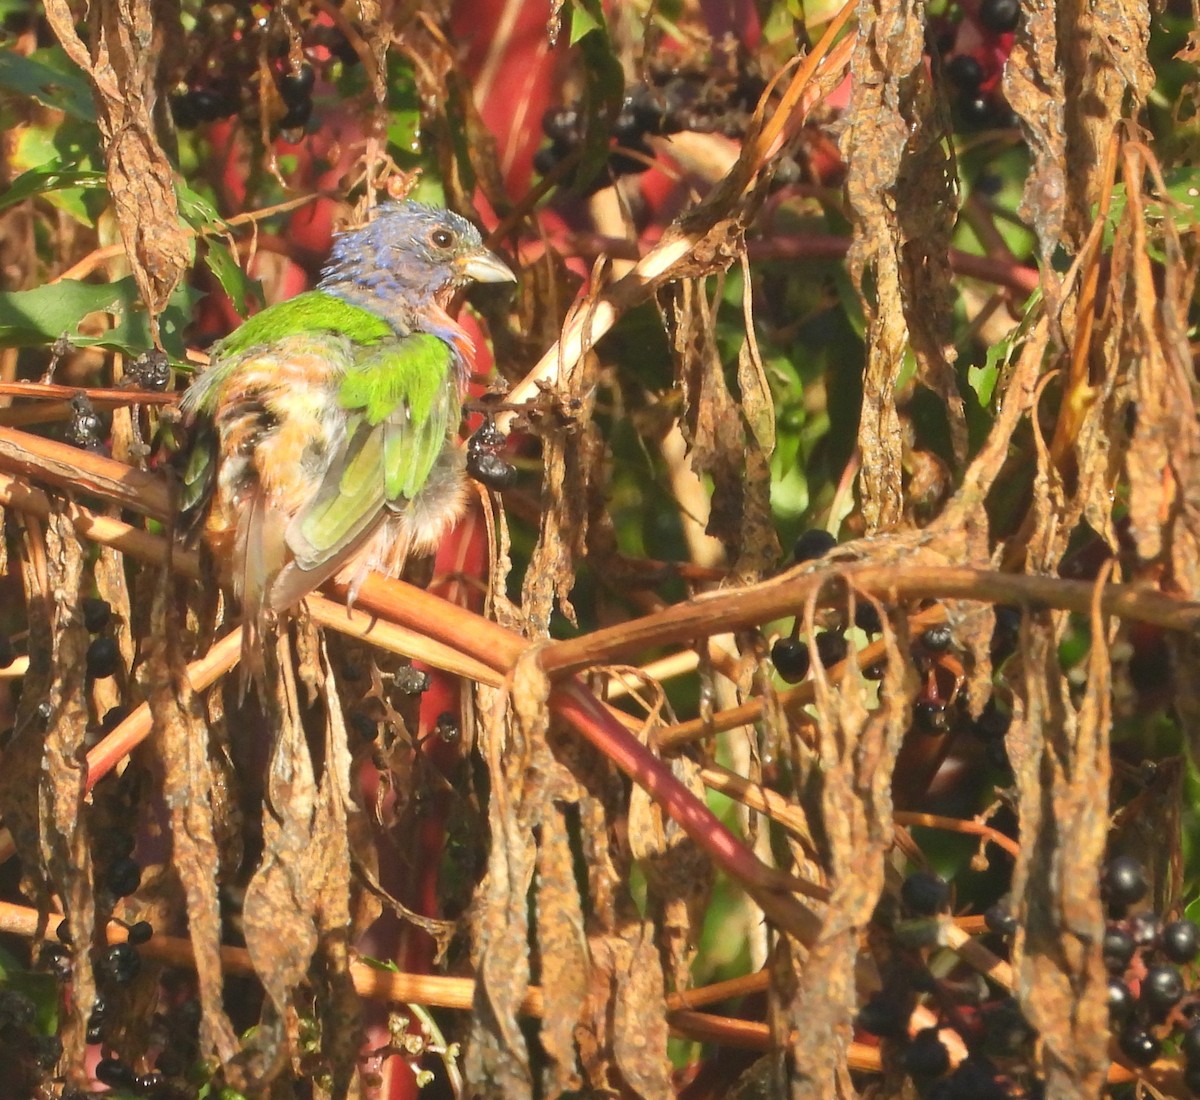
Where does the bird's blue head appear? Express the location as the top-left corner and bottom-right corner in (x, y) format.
(318, 201), (514, 334)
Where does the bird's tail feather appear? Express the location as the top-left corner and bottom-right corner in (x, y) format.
(235, 494), (288, 699)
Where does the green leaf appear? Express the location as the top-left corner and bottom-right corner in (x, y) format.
(1105, 166), (1200, 235)
(0, 162), (107, 214)
(202, 239), (263, 319)
(0, 46), (94, 120)
(966, 288), (1041, 407)
(568, 0), (603, 43)
(0, 276), (199, 360)
(174, 181), (227, 234)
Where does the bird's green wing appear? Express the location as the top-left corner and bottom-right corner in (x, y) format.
(287, 332), (458, 571)
(177, 292), (394, 534)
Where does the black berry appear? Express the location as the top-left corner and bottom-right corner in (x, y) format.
(771, 638), (810, 682)
(467, 450), (518, 490)
(126, 920), (153, 946)
(982, 999), (1035, 1056)
(98, 942), (141, 984)
(913, 699), (952, 734)
(854, 602), (882, 635)
(279, 62), (315, 106)
(1117, 1025), (1160, 1066)
(1161, 919), (1199, 964)
(979, 0), (1020, 33)
(0, 634), (14, 669)
(1103, 855), (1148, 910)
(984, 902), (1018, 936)
(1102, 926), (1135, 972)
(349, 712), (379, 742)
(972, 697), (1011, 741)
(65, 394), (105, 452)
(921, 624), (953, 652)
(107, 855), (141, 898)
(434, 712), (460, 742)
(1140, 964), (1184, 1015)
(125, 349), (171, 390)
(990, 605), (1020, 662)
(862, 660), (887, 680)
(1180, 1021), (1200, 1063)
(86, 636), (121, 679)
(959, 94), (994, 127)
(946, 54), (985, 91)
(901, 870), (951, 916)
(95, 1056), (138, 1089)
(856, 993), (909, 1038)
(792, 528), (837, 563)
(814, 630), (848, 667)
(1129, 910), (1161, 948)
(902, 1027), (950, 1077)
(82, 597), (112, 633)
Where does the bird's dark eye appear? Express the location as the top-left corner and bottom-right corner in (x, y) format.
(430, 227), (456, 249)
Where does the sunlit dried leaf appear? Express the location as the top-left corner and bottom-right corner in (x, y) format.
(844, 0), (959, 526)
(783, 589), (913, 1097)
(1008, 607), (1110, 1094)
(1004, 2), (1067, 286)
(535, 801), (587, 1096)
(661, 276), (780, 576)
(37, 507), (96, 1078)
(242, 637), (321, 1079)
(630, 751), (713, 995)
(142, 576), (239, 1066)
(43, 0), (192, 334)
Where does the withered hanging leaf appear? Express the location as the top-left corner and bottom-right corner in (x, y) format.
(661, 276), (779, 576)
(37, 508), (97, 1079)
(584, 917), (671, 1100)
(242, 639), (321, 1077)
(43, 0), (192, 335)
(535, 801), (588, 1096)
(1058, 0), (1153, 248)
(1003, 1), (1067, 287)
(142, 574), (239, 1067)
(310, 639), (363, 1100)
(784, 594), (914, 1096)
(629, 751), (713, 995)
(1008, 611), (1110, 1094)
(521, 333), (603, 633)
(465, 662), (544, 1100)
(843, 0), (951, 527)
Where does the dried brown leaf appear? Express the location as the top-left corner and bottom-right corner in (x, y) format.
(535, 801), (587, 1096)
(37, 507), (97, 1079)
(630, 751), (713, 995)
(142, 575), (239, 1066)
(783, 591), (914, 1097)
(1008, 608), (1110, 1095)
(661, 276), (779, 576)
(844, 0), (959, 527)
(1003, 2), (1067, 289)
(241, 638), (322, 1081)
(43, 0), (191, 331)
(465, 656), (547, 1099)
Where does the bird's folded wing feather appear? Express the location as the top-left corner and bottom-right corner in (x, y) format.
(286, 332), (457, 572)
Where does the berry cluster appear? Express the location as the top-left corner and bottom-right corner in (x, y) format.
(81, 597), (123, 682)
(167, 3), (356, 141)
(929, 0), (1021, 131)
(858, 871), (1043, 1098)
(1101, 855), (1200, 1085)
(535, 54), (765, 189)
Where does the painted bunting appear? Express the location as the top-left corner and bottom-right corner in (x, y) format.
(178, 200), (514, 657)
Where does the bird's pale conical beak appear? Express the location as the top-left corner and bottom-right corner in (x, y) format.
(459, 249), (517, 284)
